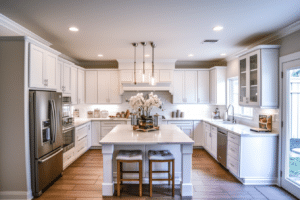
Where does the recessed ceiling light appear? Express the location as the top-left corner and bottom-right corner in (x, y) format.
(69, 27), (79, 32)
(98, 54), (103, 57)
(145, 54), (150, 57)
(188, 54), (194, 57)
(213, 26), (223, 31)
(220, 53), (226, 56)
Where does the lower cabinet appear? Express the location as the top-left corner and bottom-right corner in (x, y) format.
(100, 121), (127, 140)
(91, 121), (101, 147)
(203, 123), (217, 159)
(63, 147), (75, 170)
(193, 121), (204, 147)
(167, 121), (194, 139)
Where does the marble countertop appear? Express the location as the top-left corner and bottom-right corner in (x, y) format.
(99, 124), (194, 145)
(203, 120), (279, 137)
(73, 117), (130, 127)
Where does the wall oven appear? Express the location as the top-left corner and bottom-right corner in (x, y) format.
(62, 124), (75, 153)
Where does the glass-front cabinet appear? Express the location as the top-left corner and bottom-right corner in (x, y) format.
(238, 45), (280, 108)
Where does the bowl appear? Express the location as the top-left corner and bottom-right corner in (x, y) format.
(109, 116), (115, 119)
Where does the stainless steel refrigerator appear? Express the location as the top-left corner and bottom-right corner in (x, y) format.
(29, 91), (64, 197)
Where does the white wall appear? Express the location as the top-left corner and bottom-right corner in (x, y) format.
(0, 39), (31, 198)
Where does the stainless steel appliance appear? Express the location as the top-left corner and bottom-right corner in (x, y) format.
(29, 91), (63, 197)
(61, 96), (75, 152)
(217, 128), (228, 167)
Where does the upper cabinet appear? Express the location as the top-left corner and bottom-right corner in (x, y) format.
(119, 69), (172, 83)
(77, 69), (85, 104)
(197, 70), (210, 104)
(173, 70), (197, 103)
(209, 67), (226, 105)
(238, 45), (280, 108)
(86, 70), (121, 104)
(70, 67), (78, 104)
(62, 62), (72, 94)
(29, 43), (60, 90)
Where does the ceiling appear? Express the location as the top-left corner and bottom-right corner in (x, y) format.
(0, 0), (300, 62)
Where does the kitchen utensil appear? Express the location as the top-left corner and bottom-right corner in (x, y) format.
(172, 111), (175, 118)
(180, 112), (184, 118)
(176, 110), (180, 118)
(125, 110), (130, 118)
(116, 112), (121, 118)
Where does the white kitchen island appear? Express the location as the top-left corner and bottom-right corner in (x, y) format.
(99, 124), (194, 197)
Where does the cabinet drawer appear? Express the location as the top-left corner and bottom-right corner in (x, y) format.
(63, 148), (75, 163)
(100, 121), (126, 127)
(211, 126), (217, 134)
(205, 123), (211, 131)
(76, 124), (88, 141)
(76, 136), (88, 157)
(168, 121), (193, 126)
(227, 155), (239, 177)
(228, 132), (240, 145)
(228, 141), (239, 161)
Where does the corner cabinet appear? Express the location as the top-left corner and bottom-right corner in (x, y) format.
(238, 45), (280, 108)
(209, 67), (226, 105)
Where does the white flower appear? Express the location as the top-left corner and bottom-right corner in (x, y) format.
(129, 92), (162, 113)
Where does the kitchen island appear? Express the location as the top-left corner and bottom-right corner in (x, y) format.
(100, 124), (194, 197)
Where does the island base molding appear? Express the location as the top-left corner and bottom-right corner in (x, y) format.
(0, 191), (33, 200)
(102, 183), (115, 196)
(235, 176), (278, 185)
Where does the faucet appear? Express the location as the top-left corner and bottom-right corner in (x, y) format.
(226, 104), (235, 123)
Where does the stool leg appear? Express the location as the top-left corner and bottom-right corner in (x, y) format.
(120, 162), (123, 185)
(168, 161), (171, 185)
(172, 160), (175, 197)
(139, 160), (142, 197)
(117, 161), (121, 197)
(149, 160), (152, 197)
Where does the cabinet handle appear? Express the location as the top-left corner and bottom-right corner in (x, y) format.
(67, 155), (72, 160)
(230, 163), (235, 167)
(78, 146), (85, 152)
(230, 148), (235, 152)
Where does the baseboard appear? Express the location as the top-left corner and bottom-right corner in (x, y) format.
(193, 146), (204, 149)
(90, 146), (102, 149)
(0, 191), (32, 200)
(239, 177), (278, 185)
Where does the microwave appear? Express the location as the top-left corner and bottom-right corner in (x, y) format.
(62, 96), (72, 104)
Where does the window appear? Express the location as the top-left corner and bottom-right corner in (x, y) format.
(228, 77), (253, 118)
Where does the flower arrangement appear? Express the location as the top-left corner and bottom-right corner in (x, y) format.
(129, 92), (162, 115)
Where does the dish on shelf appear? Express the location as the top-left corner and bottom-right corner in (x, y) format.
(109, 116), (116, 119)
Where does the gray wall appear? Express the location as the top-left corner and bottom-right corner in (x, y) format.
(280, 29), (300, 57)
(0, 40), (28, 193)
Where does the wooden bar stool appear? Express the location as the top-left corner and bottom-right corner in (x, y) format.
(148, 150), (175, 197)
(116, 150), (143, 197)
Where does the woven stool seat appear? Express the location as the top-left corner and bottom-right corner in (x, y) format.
(116, 150), (143, 160)
(148, 150), (174, 160)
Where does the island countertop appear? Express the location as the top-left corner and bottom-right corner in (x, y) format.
(99, 124), (194, 145)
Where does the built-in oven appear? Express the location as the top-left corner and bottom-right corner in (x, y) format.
(62, 96), (72, 118)
(217, 128), (228, 168)
(62, 124), (75, 153)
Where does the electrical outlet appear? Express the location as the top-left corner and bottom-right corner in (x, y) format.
(273, 114), (279, 122)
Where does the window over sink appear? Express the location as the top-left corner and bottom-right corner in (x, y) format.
(228, 77), (253, 118)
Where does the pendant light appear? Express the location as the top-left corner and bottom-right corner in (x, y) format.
(150, 42), (156, 86)
(132, 43), (138, 85)
(141, 42), (147, 82)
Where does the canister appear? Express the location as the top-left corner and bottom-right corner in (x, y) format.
(154, 114), (159, 127)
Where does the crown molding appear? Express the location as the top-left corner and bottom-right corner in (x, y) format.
(117, 59), (177, 63)
(226, 20), (300, 61)
(0, 13), (52, 47)
(59, 54), (80, 65)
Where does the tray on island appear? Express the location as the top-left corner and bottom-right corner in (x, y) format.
(133, 125), (159, 132)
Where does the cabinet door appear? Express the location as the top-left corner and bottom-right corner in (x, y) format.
(159, 70), (173, 82)
(70, 67), (77, 104)
(57, 60), (63, 92)
(120, 70), (134, 83)
(109, 71), (121, 103)
(63, 63), (72, 94)
(193, 121), (203, 146)
(91, 121), (101, 146)
(44, 52), (57, 89)
(197, 70), (210, 104)
(77, 69), (85, 104)
(87, 122), (92, 148)
(173, 71), (184, 103)
(98, 71), (110, 103)
(100, 126), (114, 139)
(85, 71), (98, 104)
(145, 70), (159, 84)
(248, 50), (260, 107)
(205, 129), (212, 152)
(209, 69), (216, 104)
(185, 71), (197, 103)
(239, 56), (247, 105)
(181, 126), (194, 139)
(211, 131), (217, 158)
(29, 44), (45, 88)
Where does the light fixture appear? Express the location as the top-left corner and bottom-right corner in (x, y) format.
(69, 27), (79, 32)
(132, 43), (138, 85)
(220, 53), (226, 56)
(150, 42), (156, 86)
(188, 54), (194, 57)
(98, 54), (103, 57)
(145, 54), (150, 57)
(213, 26), (223, 31)
(141, 42), (147, 83)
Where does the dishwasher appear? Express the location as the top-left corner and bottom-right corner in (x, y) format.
(217, 128), (228, 167)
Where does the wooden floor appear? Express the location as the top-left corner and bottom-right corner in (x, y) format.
(36, 149), (297, 200)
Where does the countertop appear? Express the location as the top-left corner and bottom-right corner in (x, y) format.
(99, 124), (194, 145)
(73, 117), (130, 127)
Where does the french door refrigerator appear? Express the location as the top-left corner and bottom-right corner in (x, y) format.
(29, 91), (63, 197)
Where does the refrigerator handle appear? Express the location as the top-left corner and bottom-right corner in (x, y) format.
(38, 148), (63, 163)
(50, 100), (55, 143)
(52, 100), (57, 143)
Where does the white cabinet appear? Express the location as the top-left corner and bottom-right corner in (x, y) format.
(197, 70), (210, 104)
(75, 123), (90, 158)
(193, 121), (204, 147)
(87, 122), (92, 148)
(77, 69), (85, 104)
(85, 71), (98, 104)
(70, 67), (77, 104)
(98, 71), (121, 104)
(57, 60), (63, 92)
(211, 126), (217, 158)
(159, 70), (173, 82)
(100, 121), (127, 139)
(120, 70), (134, 83)
(167, 121), (194, 139)
(209, 67), (226, 105)
(91, 121), (101, 147)
(29, 43), (59, 90)
(238, 46), (279, 108)
(63, 147), (75, 170)
(204, 122), (211, 152)
(61, 62), (72, 94)
(173, 71), (197, 104)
